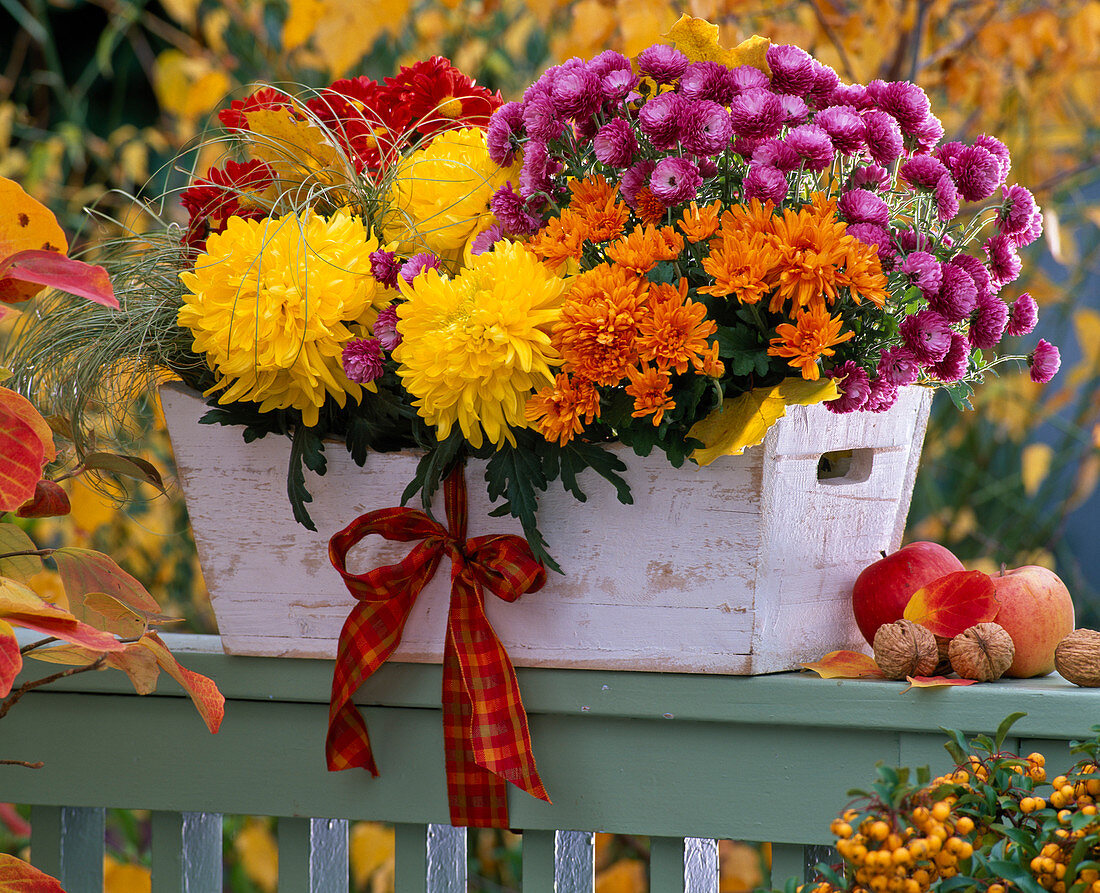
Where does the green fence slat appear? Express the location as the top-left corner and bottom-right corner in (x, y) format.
(769, 843), (806, 887)
(649, 837), (685, 893)
(29, 805), (62, 881)
(58, 806), (104, 893)
(522, 829), (556, 892)
(279, 817), (312, 891)
(153, 812), (223, 893)
(151, 812), (184, 893)
(395, 823), (427, 893)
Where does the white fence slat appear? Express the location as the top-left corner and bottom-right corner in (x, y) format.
(310, 817), (349, 892)
(683, 838), (719, 893)
(554, 830), (595, 892)
(426, 823), (466, 892)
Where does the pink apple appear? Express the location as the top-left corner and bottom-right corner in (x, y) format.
(990, 566), (1075, 678)
(851, 542), (965, 645)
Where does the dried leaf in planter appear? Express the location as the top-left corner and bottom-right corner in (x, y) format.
(874, 619), (938, 679)
(802, 650), (885, 679)
(903, 570), (998, 638)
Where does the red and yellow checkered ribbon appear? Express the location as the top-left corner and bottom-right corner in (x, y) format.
(326, 463), (551, 827)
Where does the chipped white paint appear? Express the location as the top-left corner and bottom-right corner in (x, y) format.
(160, 383), (932, 674)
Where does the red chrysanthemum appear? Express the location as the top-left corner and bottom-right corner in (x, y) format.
(385, 56), (503, 140)
(217, 87), (293, 131)
(180, 159), (274, 248)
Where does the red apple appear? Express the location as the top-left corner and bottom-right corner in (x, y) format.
(852, 542), (965, 645)
(990, 565), (1075, 678)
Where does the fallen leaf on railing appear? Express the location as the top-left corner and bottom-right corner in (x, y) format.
(903, 570), (997, 638)
(802, 650), (885, 679)
(902, 676), (978, 692)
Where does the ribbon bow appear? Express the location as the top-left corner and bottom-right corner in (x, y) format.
(326, 463), (551, 827)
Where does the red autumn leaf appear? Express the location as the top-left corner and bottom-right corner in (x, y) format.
(0, 620), (21, 698)
(0, 387), (54, 463)
(902, 570), (998, 638)
(802, 650), (885, 679)
(0, 249), (117, 309)
(0, 404), (45, 513)
(0, 853), (67, 891)
(139, 632), (224, 733)
(16, 480), (70, 518)
(902, 676), (979, 693)
(51, 547), (162, 631)
(0, 578), (123, 652)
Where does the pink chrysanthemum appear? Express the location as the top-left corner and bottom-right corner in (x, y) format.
(374, 304), (402, 351)
(898, 251), (942, 299)
(370, 249), (401, 289)
(637, 44), (688, 83)
(470, 225), (504, 256)
(900, 155), (950, 190)
(621, 160), (656, 207)
(929, 332), (970, 382)
(968, 291), (1009, 350)
(342, 338), (385, 384)
(491, 182), (542, 235)
(593, 117), (638, 168)
(867, 79), (932, 134)
(679, 61), (737, 104)
(767, 44), (817, 96)
(974, 134), (1011, 182)
(930, 262), (978, 322)
(785, 123), (834, 172)
(830, 83), (871, 108)
(949, 144), (1002, 202)
(838, 188), (890, 228)
(487, 101), (524, 166)
(997, 185), (1039, 238)
(1029, 339), (1060, 383)
(638, 91), (686, 150)
(807, 62), (841, 109)
(1005, 293), (1039, 337)
(551, 65), (603, 118)
(846, 223), (896, 269)
(895, 230), (933, 254)
(519, 140), (556, 199)
(900, 309), (953, 363)
(601, 67), (636, 102)
(778, 94), (810, 126)
(984, 233), (1023, 286)
(728, 89), (784, 139)
(650, 157), (701, 206)
(950, 254), (993, 301)
(743, 164), (789, 204)
(814, 105), (866, 154)
(861, 110), (905, 166)
(877, 346), (921, 387)
(728, 65), (769, 95)
(934, 174), (960, 222)
(824, 361), (871, 413)
(847, 164), (890, 191)
(400, 252), (442, 284)
(865, 377), (899, 413)
(522, 93), (566, 142)
(1010, 209), (1044, 248)
(753, 138), (801, 173)
(681, 100), (733, 156)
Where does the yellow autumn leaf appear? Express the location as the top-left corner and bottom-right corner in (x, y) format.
(729, 36), (772, 75)
(282, 0), (325, 52)
(310, 0), (411, 79)
(350, 822), (395, 888)
(104, 856), (151, 893)
(152, 50), (231, 123)
(244, 107), (348, 189)
(157, 0), (200, 28)
(1021, 442), (1053, 496)
(662, 15), (771, 74)
(688, 378), (840, 466)
(618, 0), (676, 59)
(235, 819), (278, 893)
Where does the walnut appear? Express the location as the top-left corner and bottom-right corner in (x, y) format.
(949, 622), (1015, 681)
(1054, 629), (1100, 687)
(933, 634), (952, 676)
(874, 619), (939, 680)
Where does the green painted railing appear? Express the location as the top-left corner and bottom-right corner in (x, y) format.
(4, 633), (1099, 891)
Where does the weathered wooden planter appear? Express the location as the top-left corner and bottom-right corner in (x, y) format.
(160, 382), (932, 674)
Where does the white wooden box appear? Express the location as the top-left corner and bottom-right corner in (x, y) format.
(160, 382), (932, 674)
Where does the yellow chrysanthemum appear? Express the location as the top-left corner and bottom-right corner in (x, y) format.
(393, 241), (567, 449)
(178, 209), (384, 427)
(383, 127), (520, 264)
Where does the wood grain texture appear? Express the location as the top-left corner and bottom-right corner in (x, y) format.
(160, 384), (931, 673)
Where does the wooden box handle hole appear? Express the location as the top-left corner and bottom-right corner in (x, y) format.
(816, 448), (874, 484)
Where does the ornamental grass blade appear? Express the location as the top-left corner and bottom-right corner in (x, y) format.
(903, 570), (998, 638)
(802, 650), (885, 679)
(902, 676), (978, 692)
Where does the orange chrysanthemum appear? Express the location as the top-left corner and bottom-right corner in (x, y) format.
(553, 263), (649, 386)
(625, 364), (675, 426)
(678, 200), (722, 242)
(525, 373), (601, 446)
(605, 224), (684, 275)
(633, 187), (667, 225)
(766, 303), (855, 380)
(700, 230), (777, 304)
(528, 210), (588, 269)
(836, 238), (889, 307)
(764, 204), (852, 314)
(718, 198), (777, 241)
(638, 280), (717, 375)
(568, 175), (630, 243)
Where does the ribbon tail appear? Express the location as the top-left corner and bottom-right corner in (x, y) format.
(442, 568), (550, 826)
